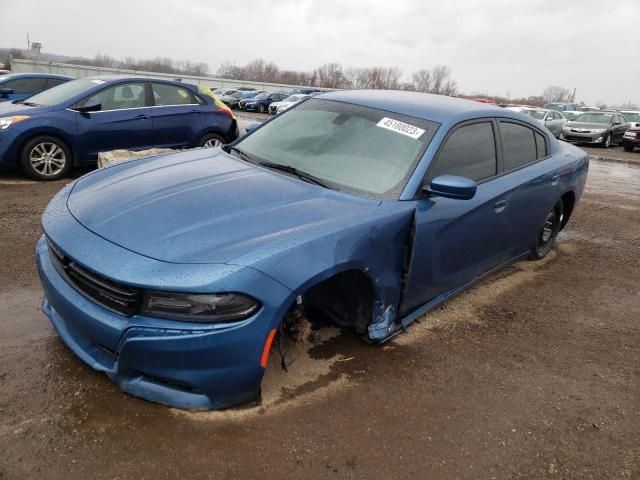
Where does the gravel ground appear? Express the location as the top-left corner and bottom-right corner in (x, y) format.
(0, 147), (638, 479)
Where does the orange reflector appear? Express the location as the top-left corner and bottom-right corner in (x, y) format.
(260, 328), (278, 368)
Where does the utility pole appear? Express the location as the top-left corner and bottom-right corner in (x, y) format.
(26, 32), (30, 51)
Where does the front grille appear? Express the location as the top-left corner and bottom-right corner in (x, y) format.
(47, 239), (141, 316)
(565, 135), (594, 142)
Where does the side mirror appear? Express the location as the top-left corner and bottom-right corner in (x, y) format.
(0, 87), (13, 96)
(245, 122), (262, 133)
(75, 101), (102, 113)
(424, 175), (477, 200)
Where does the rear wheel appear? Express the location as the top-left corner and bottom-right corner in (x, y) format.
(529, 200), (564, 260)
(20, 135), (71, 181)
(197, 133), (225, 148)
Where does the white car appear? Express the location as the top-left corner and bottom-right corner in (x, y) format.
(268, 94), (310, 115)
(621, 110), (640, 128)
(506, 107), (567, 138)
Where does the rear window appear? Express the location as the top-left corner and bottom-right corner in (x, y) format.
(500, 122), (537, 171)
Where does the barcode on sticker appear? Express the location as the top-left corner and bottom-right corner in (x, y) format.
(376, 117), (425, 139)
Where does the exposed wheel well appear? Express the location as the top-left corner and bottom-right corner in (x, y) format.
(17, 133), (74, 168)
(560, 191), (575, 229)
(300, 269), (376, 335)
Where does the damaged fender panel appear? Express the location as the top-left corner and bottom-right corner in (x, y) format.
(231, 201), (417, 341)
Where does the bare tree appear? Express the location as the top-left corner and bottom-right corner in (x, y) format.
(542, 86), (571, 103)
(411, 69), (432, 92)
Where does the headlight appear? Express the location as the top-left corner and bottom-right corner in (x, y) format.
(593, 128), (606, 133)
(0, 115), (30, 129)
(140, 291), (260, 323)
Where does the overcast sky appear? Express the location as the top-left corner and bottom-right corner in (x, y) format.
(0, 0), (637, 106)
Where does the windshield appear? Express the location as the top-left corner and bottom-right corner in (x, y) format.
(284, 95), (304, 102)
(524, 109), (547, 120)
(622, 112), (640, 122)
(23, 77), (100, 106)
(574, 113), (612, 124)
(254, 93), (269, 100)
(235, 99), (439, 200)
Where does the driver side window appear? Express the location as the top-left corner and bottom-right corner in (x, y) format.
(429, 122), (497, 182)
(84, 82), (146, 111)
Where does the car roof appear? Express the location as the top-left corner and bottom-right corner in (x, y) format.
(84, 75), (194, 86)
(0, 72), (73, 80)
(317, 89), (503, 124)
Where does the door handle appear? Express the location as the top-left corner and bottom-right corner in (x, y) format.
(494, 199), (508, 213)
(190, 109), (202, 114)
(134, 114), (150, 120)
(551, 174), (560, 185)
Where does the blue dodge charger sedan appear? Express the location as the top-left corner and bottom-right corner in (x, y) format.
(36, 90), (588, 409)
(0, 73), (73, 103)
(0, 76), (238, 180)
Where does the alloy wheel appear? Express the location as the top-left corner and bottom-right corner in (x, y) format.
(29, 142), (67, 177)
(203, 138), (222, 148)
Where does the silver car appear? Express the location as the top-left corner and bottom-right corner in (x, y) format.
(507, 107), (567, 138)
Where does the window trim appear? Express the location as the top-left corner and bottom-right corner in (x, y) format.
(416, 116), (552, 199)
(419, 117), (501, 196)
(496, 119), (551, 176)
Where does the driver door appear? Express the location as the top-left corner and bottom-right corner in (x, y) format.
(399, 120), (515, 316)
(74, 82), (154, 161)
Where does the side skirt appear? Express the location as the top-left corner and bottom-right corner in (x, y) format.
(375, 250), (531, 344)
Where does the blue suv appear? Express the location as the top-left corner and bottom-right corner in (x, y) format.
(0, 73), (73, 103)
(0, 76), (239, 180)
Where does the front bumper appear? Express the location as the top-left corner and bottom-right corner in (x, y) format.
(35, 227), (292, 409)
(561, 130), (607, 144)
(0, 127), (20, 171)
(622, 132), (640, 147)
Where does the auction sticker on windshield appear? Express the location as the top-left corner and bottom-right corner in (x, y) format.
(376, 117), (425, 139)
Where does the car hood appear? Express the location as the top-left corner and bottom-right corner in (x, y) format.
(566, 122), (611, 129)
(0, 101), (53, 116)
(67, 149), (379, 264)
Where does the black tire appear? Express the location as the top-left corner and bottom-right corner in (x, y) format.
(529, 200), (564, 260)
(602, 133), (611, 148)
(20, 135), (72, 181)
(623, 145), (634, 152)
(259, 104), (267, 113)
(197, 133), (226, 149)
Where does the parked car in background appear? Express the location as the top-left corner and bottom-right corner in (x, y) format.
(36, 90), (588, 410)
(268, 94), (310, 115)
(0, 75), (239, 180)
(620, 110), (640, 127)
(544, 102), (581, 112)
(562, 111), (583, 121)
(219, 90), (245, 109)
(242, 92), (289, 113)
(0, 73), (73, 103)
(507, 107), (566, 137)
(561, 112), (629, 147)
(622, 125), (640, 152)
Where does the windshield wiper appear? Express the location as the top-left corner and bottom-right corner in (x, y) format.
(225, 145), (255, 163)
(19, 101), (41, 107)
(257, 161), (332, 189)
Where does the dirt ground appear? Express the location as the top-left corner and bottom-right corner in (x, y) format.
(0, 151), (639, 479)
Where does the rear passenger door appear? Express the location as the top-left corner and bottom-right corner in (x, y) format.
(149, 82), (204, 148)
(497, 120), (561, 252)
(400, 120), (515, 316)
(74, 82), (154, 160)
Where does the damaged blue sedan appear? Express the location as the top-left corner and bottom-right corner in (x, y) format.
(36, 91), (588, 409)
